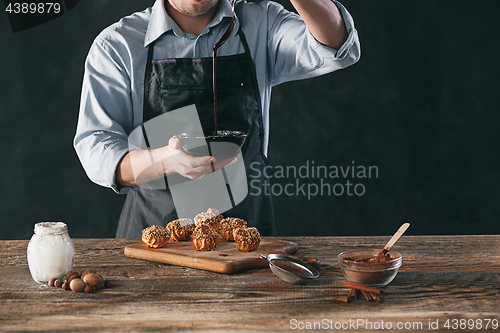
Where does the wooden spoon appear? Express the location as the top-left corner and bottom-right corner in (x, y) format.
(379, 222), (410, 257)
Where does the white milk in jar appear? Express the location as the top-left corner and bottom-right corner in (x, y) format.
(27, 222), (74, 283)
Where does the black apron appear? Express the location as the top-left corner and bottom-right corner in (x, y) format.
(116, 26), (276, 238)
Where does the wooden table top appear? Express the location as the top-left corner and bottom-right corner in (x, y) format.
(1, 235), (499, 332)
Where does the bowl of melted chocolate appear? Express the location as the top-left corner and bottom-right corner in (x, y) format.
(337, 249), (402, 288)
(177, 130), (247, 160)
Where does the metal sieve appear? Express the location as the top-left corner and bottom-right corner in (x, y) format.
(260, 254), (320, 284)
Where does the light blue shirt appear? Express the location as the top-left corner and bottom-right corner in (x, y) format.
(74, 0), (360, 194)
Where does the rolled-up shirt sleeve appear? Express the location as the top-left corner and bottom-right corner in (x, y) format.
(267, 0), (360, 86)
(74, 36), (134, 194)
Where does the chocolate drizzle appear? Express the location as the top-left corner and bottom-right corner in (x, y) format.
(212, 0), (236, 136)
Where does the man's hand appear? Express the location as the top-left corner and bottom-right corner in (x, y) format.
(290, 0), (347, 49)
(116, 136), (237, 187)
(162, 136), (237, 180)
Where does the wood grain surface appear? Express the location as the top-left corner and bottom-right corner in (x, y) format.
(124, 238), (298, 274)
(1, 235), (499, 332)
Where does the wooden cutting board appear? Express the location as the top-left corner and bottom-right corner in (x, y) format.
(124, 237), (298, 274)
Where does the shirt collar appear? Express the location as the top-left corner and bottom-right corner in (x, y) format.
(144, 0), (237, 47)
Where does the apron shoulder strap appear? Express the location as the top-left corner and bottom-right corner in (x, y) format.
(142, 43), (156, 148)
(143, 43), (155, 117)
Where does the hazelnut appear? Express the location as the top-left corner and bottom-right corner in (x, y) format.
(80, 269), (95, 280)
(65, 270), (76, 281)
(104, 280), (113, 288)
(61, 282), (70, 291)
(84, 284), (95, 293)
(69, 278), (85, 292)
(82, 272), (104, 288)
(49, 278), (56, 287)
(54, 279), (63, 288)
(66, 272), (80, 284)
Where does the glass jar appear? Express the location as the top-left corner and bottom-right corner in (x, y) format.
(27, 222), (74, 283)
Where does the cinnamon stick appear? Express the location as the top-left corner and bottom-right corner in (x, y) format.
(342, 280), (383, 294)
(347, 288), (358, 300)
(360, 290), (373, 302)
(331, 296), (349, 303)
(370, 292), (381, 303)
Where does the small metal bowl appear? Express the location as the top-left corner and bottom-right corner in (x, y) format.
(260, 254), (320, 284)
(177, 130), (247, 160)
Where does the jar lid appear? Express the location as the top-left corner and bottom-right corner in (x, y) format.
(34, 222), (68, 235)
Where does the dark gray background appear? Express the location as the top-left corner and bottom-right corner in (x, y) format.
(1, 0), (499, 240)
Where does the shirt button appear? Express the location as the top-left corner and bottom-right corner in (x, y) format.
(198, 38), (203, 43)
